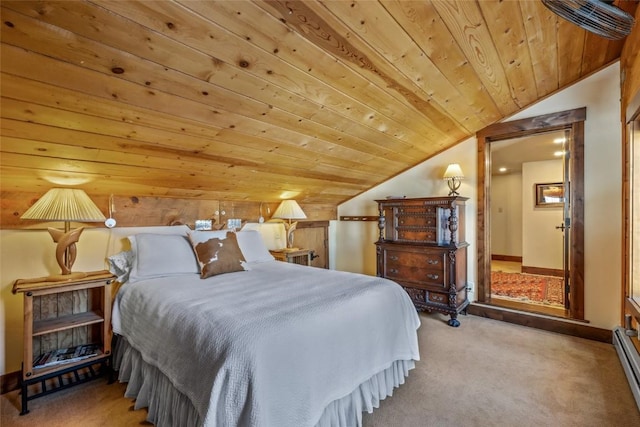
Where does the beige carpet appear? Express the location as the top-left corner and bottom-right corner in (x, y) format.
(2, 313), (638, 426)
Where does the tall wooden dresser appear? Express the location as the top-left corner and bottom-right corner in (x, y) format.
(375, 196), (469, 327)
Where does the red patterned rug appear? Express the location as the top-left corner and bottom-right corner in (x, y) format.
(491, 271), (564, 307)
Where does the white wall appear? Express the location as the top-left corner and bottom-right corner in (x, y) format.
(491, 173), (523, 257)
(522, 160), (564, 270)
(335, 138), (478, 290)
(337, 62), (622, 330)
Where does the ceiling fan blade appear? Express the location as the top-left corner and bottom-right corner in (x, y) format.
(542, 0), (635, 40)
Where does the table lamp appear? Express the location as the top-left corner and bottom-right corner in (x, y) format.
(21, 188), (106, 279)
(443, 164), (464, 196)
(272, 200), (306, 249)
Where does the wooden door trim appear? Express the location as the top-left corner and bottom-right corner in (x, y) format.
(476, 107), (586, 320)
(623, 89), (640, 325)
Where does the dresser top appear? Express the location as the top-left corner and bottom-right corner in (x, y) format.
(375, 196), (468, 204)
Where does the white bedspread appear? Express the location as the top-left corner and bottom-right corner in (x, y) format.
(116, 261), (420, 427)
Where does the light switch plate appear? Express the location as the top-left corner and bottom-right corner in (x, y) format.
(195, 219), (212, 230)
(226, 218), (242, 230)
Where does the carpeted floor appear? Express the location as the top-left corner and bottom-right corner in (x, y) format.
(491, 270), (564, 307)
(2, 313), (638, 426)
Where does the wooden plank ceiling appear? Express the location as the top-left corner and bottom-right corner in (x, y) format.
(1, 0), (636, 205)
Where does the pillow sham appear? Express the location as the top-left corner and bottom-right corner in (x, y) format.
(188, 231), (248, 279)
(236, 230), (275, 263)
(128, 233), (199, 282)
(107, 250), (134, 284)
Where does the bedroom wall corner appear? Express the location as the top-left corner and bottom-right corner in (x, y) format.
(335, 138), (478, 294)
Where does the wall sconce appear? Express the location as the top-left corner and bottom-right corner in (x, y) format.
(271, 199), (306, 249)
(443, 164), (464, 196)
(21, 188), (106, 279)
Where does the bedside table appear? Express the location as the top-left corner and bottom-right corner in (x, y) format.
(270, 248), (312, 266)
(12, 270), (115, 415)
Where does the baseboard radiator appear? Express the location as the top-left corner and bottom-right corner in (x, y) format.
(613, 326), (640, 410)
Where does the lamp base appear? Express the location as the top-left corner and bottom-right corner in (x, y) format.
(447, 178), (462, 197)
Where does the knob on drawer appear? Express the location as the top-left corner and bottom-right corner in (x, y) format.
(390, 255), (399, 261)
(427, 259), (439, 265)
(426, 273), (439, 280)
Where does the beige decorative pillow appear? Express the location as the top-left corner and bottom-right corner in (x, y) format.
(189, 231), (248, 279)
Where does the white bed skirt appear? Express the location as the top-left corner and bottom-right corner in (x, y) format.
(114, 335), (415, 427)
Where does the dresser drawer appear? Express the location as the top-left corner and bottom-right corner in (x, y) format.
(396, 212), (437, 227)
(383, 250), (446, 287)
(397, 228), (438, 242)
(385, 250), (442, 268)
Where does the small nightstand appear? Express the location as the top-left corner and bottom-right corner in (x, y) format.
(270, 248), (312, 266)
(12, 270), (115, 415)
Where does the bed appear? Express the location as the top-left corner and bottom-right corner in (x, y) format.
(107, 225), (420, 427)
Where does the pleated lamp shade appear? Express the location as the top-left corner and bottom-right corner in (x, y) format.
(272, 200), (307, 221)
(21, 188), (105, 222)
(21, 188), (105, 277)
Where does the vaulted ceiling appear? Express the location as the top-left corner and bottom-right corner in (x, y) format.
(1, 0), (636, 205)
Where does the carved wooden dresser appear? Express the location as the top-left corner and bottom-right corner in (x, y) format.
(375, 196), (469, 327)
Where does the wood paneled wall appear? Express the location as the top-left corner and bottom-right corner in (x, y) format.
(0, 191), (336, 229)
(621, 6), (640, 111)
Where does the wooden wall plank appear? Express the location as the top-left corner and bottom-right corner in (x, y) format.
(557, 20), (585, 87)
(380, 0), (503, 126)
(0, 41), (407, 170)
(520, 0), (559, 97)
(312, 0), (484, 133)
(430, 0), (518, 116)
(477, 0), (538, 109)
(1, 1), (431, 160)
(107, 0), (444, 153)
(1, 191), (337, 229)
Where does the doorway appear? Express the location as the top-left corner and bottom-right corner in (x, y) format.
(489, 129), (570, 317)
(476, 108), (585, 321)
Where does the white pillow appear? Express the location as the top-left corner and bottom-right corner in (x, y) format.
(236, 230), (275, 263)
(128, 233), (199, 282)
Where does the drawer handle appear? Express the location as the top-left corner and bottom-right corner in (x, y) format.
(390, 268), (399, 274)
(431, 294), (445, 302)
(427, 273), (439, 280)
(390, 255), (399, 261)
(427, 259), (439, 265)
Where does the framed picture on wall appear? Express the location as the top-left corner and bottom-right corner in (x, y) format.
(535, 182), (565, 207)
